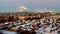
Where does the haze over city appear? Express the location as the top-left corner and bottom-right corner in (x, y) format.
(0, 0), (60, 13)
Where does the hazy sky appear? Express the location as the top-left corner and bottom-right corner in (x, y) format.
(0, 0), (60, 12)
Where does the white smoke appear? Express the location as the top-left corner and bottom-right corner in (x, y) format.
(3, 6), (57, 13)
(17, 5), (28, 11)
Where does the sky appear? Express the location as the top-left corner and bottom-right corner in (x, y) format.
(0, 0), (60, 12)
